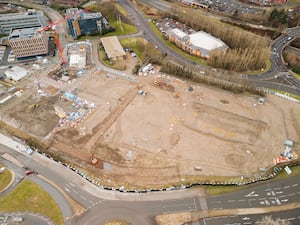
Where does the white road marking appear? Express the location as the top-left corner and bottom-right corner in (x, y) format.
(283, 186), (290, 189)
(288, 217), (295, 221)
(64, 187), (70, 192)
(245, 191), (259, 197)
(80, 195), (87, 200)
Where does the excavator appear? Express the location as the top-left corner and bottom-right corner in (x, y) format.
(88, 151), (98, 164)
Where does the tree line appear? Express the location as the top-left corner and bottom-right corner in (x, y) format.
(166, 7), (271, 72)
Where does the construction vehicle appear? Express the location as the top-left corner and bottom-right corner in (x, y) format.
(28, 104), (39, 110)
(153, 80), (160, 86)
(36, 9), (86, 65)
(88, 151), (98, 164)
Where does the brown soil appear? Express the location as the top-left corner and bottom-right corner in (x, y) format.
(1, 65), (299, 188)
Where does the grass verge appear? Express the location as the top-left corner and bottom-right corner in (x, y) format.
(105, 21), (137, 37)
(0, 165), (12, 192)
(119, 37), (146, 59)
(205, 185), (246, 196)
(246, 59), (271, 75)
(114, 3), (128, 17)
(0, 179), (63, 225)
(289, 70), (300, 81)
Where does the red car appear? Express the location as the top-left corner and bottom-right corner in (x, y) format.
(25, 170), (35, 176)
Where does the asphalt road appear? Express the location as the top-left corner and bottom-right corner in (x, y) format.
(200, 208), (300, 225)
(0, 144), (73, 225)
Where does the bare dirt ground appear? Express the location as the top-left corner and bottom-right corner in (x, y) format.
(1, 60), (299, 188)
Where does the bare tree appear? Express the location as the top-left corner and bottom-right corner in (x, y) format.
(256, 216), (291, 225)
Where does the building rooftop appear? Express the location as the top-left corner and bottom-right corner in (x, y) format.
(9, 27), (41, 40)
(101, 36), (125, 59)
(4, 66), (28, 81)
(189, 31), (227, 51)
(169, 28), (187, 39)
(81, 12), (102, 19)
(0, 10), (44, 19)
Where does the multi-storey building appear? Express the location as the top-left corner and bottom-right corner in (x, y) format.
(66, 8), (108, 38)
(0, 10), (46, 34)
(8, 27), (48, 58)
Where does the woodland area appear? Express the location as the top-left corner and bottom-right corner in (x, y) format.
(168, 7), (271, 72)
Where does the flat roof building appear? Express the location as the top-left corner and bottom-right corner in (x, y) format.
(100, 36), (125, 61)
(167, 28), (228, 58)
(5, 66), (28, 81)
(0, 10), (46, 34)
(8, 27), (48, 58)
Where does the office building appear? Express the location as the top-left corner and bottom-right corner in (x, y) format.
(8, 27), (48, 58)
(0, 10), (46, 34)
(66, 8), (108, 38)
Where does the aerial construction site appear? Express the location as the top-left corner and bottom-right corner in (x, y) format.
(1, 47), (299, 188)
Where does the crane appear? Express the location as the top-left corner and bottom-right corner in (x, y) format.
(37, 9), (86, 65)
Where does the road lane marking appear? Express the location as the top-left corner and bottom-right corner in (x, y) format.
(64, 187), (70, 192)
(279, 195), (287, 198)
(283, 186), (290, 189)
(245, 191), (259, 197)
(80, 195), (87, 200)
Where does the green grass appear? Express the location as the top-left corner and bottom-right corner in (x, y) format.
(104, 21), (137, 37)
(289, 70), (300, 81)
(147, 22), (206, 65)
(246, 59), (271, 75)
(205, 185), (246, 196)
(0, 166), (12, 192)
(114, 3), (128, 16)
(119, 37), (146, 59)
(0, 179), (63, 225)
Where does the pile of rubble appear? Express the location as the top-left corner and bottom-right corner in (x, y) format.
(55, 92), (95, 128)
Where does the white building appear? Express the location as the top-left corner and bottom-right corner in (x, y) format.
(167, 28), (228, 58)
(5, 66), (28, 81)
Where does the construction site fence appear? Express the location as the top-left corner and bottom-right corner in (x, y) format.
(34, 146), (300, 193)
